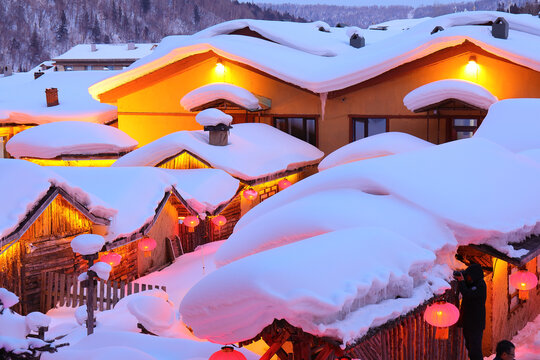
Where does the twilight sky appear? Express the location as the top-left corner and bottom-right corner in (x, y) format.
(239, 0), (471, 6)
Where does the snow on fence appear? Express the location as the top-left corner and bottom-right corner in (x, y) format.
(40, 272), (166, 313)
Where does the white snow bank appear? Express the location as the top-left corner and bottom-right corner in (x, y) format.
(112, 123), (324, 181)
(89, 262), (112, 281)
(181, 83), (261, 112)
(215, 188), (455, 267)
(520, 149), (540, 164)
(71, 234), (105, 255)
(195, 108), (233, 127)
(74, 306), (87, 326)
(180, 227), (439, 344)
(474, 99), (540, 153)
(318, 132), (433, 171)
(0, 71), (118, 125)
(25, 312), (51, 332)
(6, 121), (138, 159)
(403, 79), (498, 112)
(0, 288), (19, 309)
(127, 296), (175, 332)
(53, 43), (156, 61)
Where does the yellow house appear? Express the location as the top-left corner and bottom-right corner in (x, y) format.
(89, 12), (540, 155)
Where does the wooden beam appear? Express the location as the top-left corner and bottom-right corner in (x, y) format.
(259, 330), (290, 360)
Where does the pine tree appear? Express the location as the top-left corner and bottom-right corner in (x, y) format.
(29, 28), (41, 66)
(91, 18), (101, 43)
(193, 4), (200, 24)
(56, 10), (68, 42)
(141, 0), (150, 14)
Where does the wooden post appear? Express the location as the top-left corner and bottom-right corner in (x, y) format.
(83, 253), (98, 336)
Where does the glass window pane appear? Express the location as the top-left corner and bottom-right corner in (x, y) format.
(368, 118), (386, 136)
(275, 118), (288, 132)
(289, 118), (305, 140)
(354, 120), (365, 141)
(456, 131), (474, 139)
(0, 136), (4, 158)
(454, 119), (477, 127)
(306, 118), (316, 146)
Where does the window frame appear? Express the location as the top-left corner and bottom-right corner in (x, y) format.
(349, 116), (388, 142)
(273, 115), (318, 147)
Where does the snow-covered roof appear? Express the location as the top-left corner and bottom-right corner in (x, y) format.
(195, 108), (233, 127)
(6, 121), (138, 159)
(179, 137), (540, 345)
(181, 83), (261, 112)
(0, 71), (118, 125)
(403, 79), (498, 111)
(112, 123), (324, 182)
(90, 12), (540, 98)
(0, 160), (239, 245)
(53, 43), (156, 61)
(318, 132), (434, 171)
(474, 98), (540, 153)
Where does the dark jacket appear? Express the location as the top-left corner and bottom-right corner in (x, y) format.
(458, 263), (487, 330)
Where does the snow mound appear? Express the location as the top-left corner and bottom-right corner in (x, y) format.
(181, 227), (439, 344)
(474, 98), (540, 153)
(89, 262), (112, 281)
(519, 149), (540, 164)
(25, 312), (51, 332)
(181, 83), (261, 112)
(71, 234), (105, 255)
(6, 121), (138, 159)
(403, 79), (498, 112)
(75, 306), (87, 326)
(0, 288), (19, 309)
(195, 108), (233, 127)
(319, 132), (433, 171)
(127, 296), (175, 333)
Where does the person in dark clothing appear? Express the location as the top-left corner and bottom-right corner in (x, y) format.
(493, 340), (515, 360)
(455, 263), (487, 360)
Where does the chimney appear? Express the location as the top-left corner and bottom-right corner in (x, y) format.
(492, 17), (509, 39)
(45, 88), (59, 107)
(205, 124), (232, 146)
(3, 65), (13, 77)
(431, 26), (444, 35)
(127, 40), (136, 50)
(349, 33), (365, 49)
(34, 71), (44, 80)
(91, 43), (97, 52)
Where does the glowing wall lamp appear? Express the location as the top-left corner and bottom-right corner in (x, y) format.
(211, 215), (227, 228)
(209, 346), (247, 360)
(184, 215), (200, 232)
(465, 55), (479, 79)
(424, 301), (460, 339)
(100, 252), (122, 267)
(509, 270), (538, 300)
(138, 237), (157, 258)
(215, 59), (225, 76)
(243, 188), (258, 201)
(278, 178), (292, 191)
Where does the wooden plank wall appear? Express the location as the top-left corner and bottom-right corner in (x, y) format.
(158, 151), (211, 170)
(41, 271), (167, 313)
(209, 195), (241, 242)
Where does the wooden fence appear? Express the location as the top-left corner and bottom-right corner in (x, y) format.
(40, 272), (167, 314)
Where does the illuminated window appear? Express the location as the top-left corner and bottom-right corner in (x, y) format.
(274, 117), (316, 146)
(453, 119), (478, 139)
(0, 136), (4, 158)
(351, 117), (387, 142)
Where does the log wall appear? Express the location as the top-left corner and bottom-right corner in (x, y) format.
(157, 151), (211, 170)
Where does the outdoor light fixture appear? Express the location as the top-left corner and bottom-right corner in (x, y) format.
(211, 215), (227, 228)
(208, 346), (247, 360)
(509, 270), (538, 300)
(465, 55), (479, 79)
(215, 59), (225, 76)
(424, 301), (459, 339)
(138, 237), (157, 258)
(184, 215), (200, 232)
(243, 188), (258, 201)
(278, 178), (292, 190)
(100, 252), (122, 267)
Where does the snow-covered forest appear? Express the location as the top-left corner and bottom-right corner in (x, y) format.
(0, 0), (301, 72)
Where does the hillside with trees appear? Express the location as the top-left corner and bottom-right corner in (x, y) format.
(0, 0), (300, 72)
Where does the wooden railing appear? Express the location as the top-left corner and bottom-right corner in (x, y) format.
(40, 272), (166, 313)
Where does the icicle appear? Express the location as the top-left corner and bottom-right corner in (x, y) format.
(319, 92), (328, 121)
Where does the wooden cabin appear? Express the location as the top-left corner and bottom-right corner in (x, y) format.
(89, 14), (540, 155)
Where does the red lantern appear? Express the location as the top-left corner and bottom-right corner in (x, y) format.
(184, 216), (199, 233)
(208, 346), (247, 360)
(278, 179), (292, 190)
(424, 301), (459, 339)
(138, 237), (157, 258)
(100, 252), (122, 267)
(509, 270), (538, 300)
(212, 215), (227, 228)
(243, 189), (258, 201)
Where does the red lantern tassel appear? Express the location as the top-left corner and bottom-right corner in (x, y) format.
(435, 327), (449, 340)
(188, 227), (194, 233)
(144, 250), (151, 258)
(519, 290), (529, 300)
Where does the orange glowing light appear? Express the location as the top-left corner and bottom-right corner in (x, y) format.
(424, 301), (459, 340)
(184, 216), (199, 232)
(465, 55), (479, 79)
(243, 189), (258, 201)
(100, 252), (122, 267)
(278, 179), (292, 190)
(138, 237), (157, 258)
(510, 270), (538, 300)
(211, 215), (227, 228)
(215, 60), (225, 76)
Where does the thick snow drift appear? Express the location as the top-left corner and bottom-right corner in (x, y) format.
(403, 79), (498, 112)
(474, 98), (540, 153)
(318, 132), (433, 171)
(195, 108), (233, 127)
(181, 83), (261, 112)
(6, 121), (138, 159)
(112, 123), (324, 181)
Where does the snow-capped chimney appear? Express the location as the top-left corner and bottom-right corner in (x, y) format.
(196, 108), (233, 146)
(91, 43), (97, 52)
(45, 88), (59, 107)
(3, 65), (12, 77)
(492, 17), (509, 39)
(128, 41), (136, 50)
(431, 26), (444, 35)
(349, 34), (365, 49)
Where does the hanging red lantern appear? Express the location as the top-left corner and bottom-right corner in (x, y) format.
(138, 237), (157, 258)
(208, 346), (247, 360)
(100, 252), (122, 267)
(184, 216), (199, 233)
(509, 270), (538, 300)
(278, 179), (292, 190)
(242, 189), (258, 201)
(424, 301), (459, 339)
(211, 215), (227, 228)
